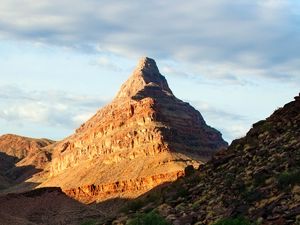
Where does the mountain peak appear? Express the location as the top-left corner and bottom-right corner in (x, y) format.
(136, 57), (159, 73)
(115, 57), (173, 99)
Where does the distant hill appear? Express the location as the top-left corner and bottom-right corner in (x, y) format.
(0, 134), (54, 191)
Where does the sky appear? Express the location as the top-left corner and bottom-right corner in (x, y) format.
(0, 0), (299, 143)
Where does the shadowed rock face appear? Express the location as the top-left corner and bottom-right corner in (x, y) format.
(0, 187), (103, 225)
(112, 93), (300, 225)
(33, 57), (227, 202)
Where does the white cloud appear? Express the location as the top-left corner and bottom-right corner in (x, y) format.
(189, 100), (251, 142)
(0, 85), (107, 129)
(0, 0), (299, 141)
(0, 102), (47, 122)
(89, 56), (122, 72)
(72, 112), (95, 125)
(223, 125), (250, 141)
(0, 0), (298, 83)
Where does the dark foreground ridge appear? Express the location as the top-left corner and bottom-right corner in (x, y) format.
(111, 93), (300, 225)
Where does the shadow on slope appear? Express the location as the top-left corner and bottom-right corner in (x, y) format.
(0, 187), (105, 225)
(0, 152), (42, 193)
(99, 94), (300, 225)
(93, 168), (198, 224)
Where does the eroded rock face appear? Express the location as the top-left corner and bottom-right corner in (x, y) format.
(65, 171), (184, 203)
(39, 57), (227, 202)
(0, 134), (55, 188)
(0, 134), (54, 166)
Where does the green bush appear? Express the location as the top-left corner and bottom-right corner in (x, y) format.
(253, 174), (268, 187)
(122, 199), (145, 213)
(127, 211), (170, 225)
(122, 191), (163, 213)
(213, 217), (252, 225)
(277, 170), (300, 189)
(241, 188), (263, 202)
(146, 191), (163, 203)
(175, 187), (189, 198)
(80, 220), (97, 225)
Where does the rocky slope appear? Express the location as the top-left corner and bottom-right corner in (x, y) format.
(0, 187), (103, 225)
(0, 134), (54, 190)
(113, 93), (300, 225)
(0, 134), (54, 162)
(34, 57), (227, 202)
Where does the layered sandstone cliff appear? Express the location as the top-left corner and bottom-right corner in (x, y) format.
(36, 57), (227, 202)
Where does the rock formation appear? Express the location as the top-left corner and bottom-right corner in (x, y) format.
(113, 93), (300, 225)
(0, 134), (54, 190)
(0, 134), (54, 161)
(36, 57), (227, 202)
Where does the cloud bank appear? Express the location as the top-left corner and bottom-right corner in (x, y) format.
(0, 0), (299, 141)
(0, 85), (107, 129)
(0, 0), (299, 83)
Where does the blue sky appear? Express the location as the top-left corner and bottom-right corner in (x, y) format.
(0, 0), (299, 142)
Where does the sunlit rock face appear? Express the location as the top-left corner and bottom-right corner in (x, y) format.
(0, 134), (54, 189)
(41, 57), (227, 202)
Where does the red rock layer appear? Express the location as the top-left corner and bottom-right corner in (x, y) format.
(49, 97), (166, 176)
(0, 134), (55, 189)
(64, 170), (184, 203)
(35, 57), (227, 203)
(0, 134), (54, 168)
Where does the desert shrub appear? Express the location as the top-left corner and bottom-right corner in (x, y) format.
(176, 187), (189, 198)
(186, 172), (204, 186)
(127, 211), (170, 225)
(123, 199), (145, 212)
(253, 174), (268, 187)
(241, 188), (263, 202)
(277, 170), (300, 189)
(184, 165), (195, 176)
(212, 217), (252, 225)
(122, 190), (163, 213)
(146, 190), (163, 203)
(80, 220), (97, 225)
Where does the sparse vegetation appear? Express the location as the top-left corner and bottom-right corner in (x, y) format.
(277, 169), (300, 189)
(177, 187), (189, 197)
(123, 199), (145, 212)
(212, 217), (252, 225)
(122, 190), (163, 213)
(127, 211), (170, 225)
(241, 187), (263, 202)
(80, 220), (98, 225)
(253, 174), (268, 187)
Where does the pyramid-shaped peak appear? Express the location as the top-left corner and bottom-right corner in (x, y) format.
(134, 57), (161, 80)
(136, 57), (159, 72)
(115, 57), (173, 99)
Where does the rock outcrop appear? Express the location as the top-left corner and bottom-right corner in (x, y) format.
(37, 57), (227, 202)
(0, 134), (54, 169)
(114, 93), (300, 225)
(0, 134), (54, 190)
(65, 171), (184, 203)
